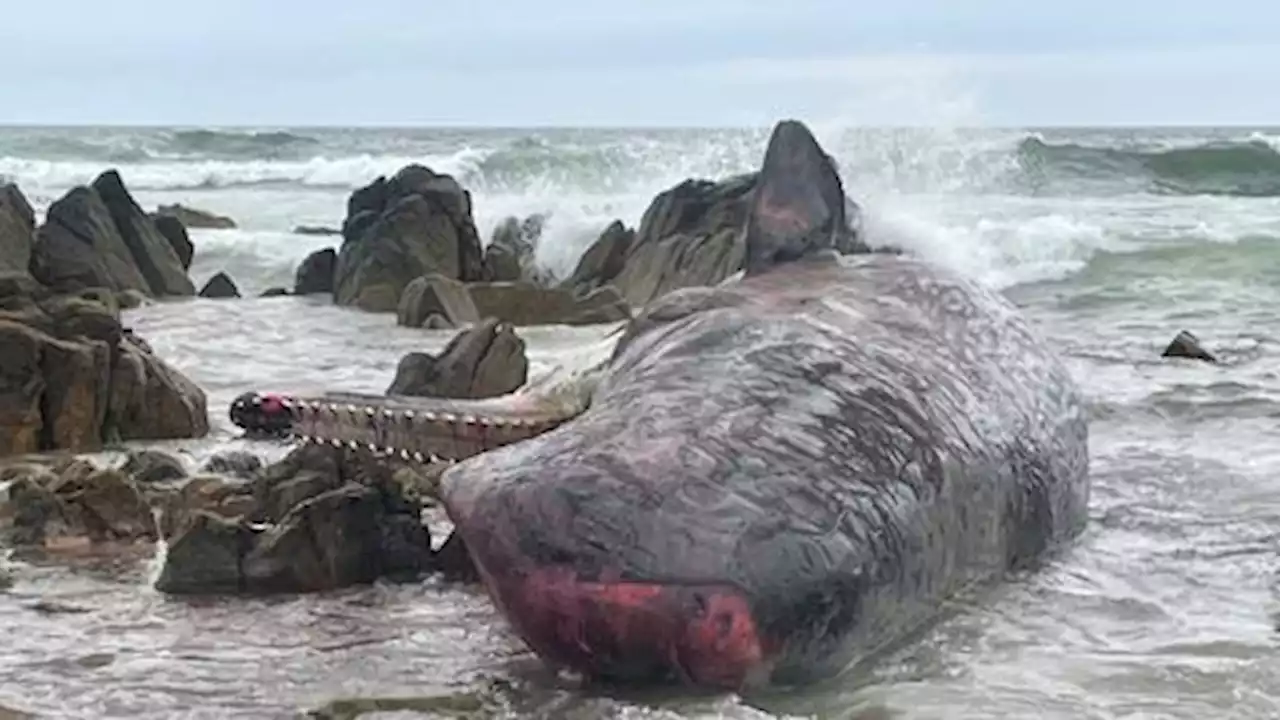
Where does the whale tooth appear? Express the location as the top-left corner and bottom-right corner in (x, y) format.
(403, 410), (416, 420)
(346, 440), (358, 450)
(399, 448), (410, 460)
(251, 396), (262, 407)
(365, 406), (376, 417)
(329, 438), (341, 447)
(382, 409), (395, 419)
(441, 413), (457, 424)
(462, 415), (477, 425)
(325, 403), (339, 413)
(422, 412), (437, 422)
(280, 398), (294, 409)
(309, 401), (322, 411)
(412, 451), (425, 463)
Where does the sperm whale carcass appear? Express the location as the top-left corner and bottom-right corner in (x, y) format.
(230, 119), (1090, 690)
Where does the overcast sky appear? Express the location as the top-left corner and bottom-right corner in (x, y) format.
(5, 0), (1279, 127)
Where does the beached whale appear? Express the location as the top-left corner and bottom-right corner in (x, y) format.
(230, 119), (1090, 690)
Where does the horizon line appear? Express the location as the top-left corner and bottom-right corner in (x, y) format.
(2, 121), (1280, 132)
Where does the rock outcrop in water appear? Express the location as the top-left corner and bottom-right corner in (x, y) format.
(198, 271), (241, 299)
(295, 247), (337, 295)
(334, 165), (485, 312)
(0, 274), (208, 456)
(570, 171), (869, 307)
(156, 445), (436, 595)
(155, 203), (237, 230)
(482, 214), (552, 285)
(387, 317), (529, 398)
(1161, 330), (1219, 364)
(31, 171), (195, 298)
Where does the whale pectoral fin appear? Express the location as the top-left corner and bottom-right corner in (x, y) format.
(743, 120), (849, 276)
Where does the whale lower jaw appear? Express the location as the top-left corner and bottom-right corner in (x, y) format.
(475, 563), (776, 690)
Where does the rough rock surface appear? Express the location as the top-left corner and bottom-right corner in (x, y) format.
(198, 271), (241, 299)
(0, 281), (208, 456)
(562, 220), (634, 297)
(482, 214), (549, 285)
(155, 445), (435, 595)
(397, 274), (630, 328)
(0, 458), (158, 548)
(396, 274), (478, 329)
(576, 171), (868, 306)
(155, 204), (237, 230)
(0, 183), (35, 276)
(334, 165), (484, 312)
(387, 317), (528, 398)
(30, 172), (194, 298)
(1162, 330), (1218, 363)
(294, 247), (336, 295)
(151, 214), (194, 270)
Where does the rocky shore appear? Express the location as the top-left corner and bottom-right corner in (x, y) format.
(0, 157), (874, 598)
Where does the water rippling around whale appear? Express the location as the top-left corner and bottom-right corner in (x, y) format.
(4, 124), (1280, 717)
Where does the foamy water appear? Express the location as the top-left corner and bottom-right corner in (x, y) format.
(4, 123), (1280, 718)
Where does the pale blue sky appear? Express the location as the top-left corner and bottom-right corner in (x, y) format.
(5, 1), (1279, 127)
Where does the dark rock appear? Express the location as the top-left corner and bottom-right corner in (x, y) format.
(1161, 330), (1218, 364)
(467, 281), (631, 327)
(0, 461), (157, 548)
(155, 511), (254, 593)
(30, 173), (194, 298)
(151, 214), (194, 270)
(294, 247), (336, 295)
(31, 186), (152, 295)
(0, 280), (206, 456)
(155, 445), (434, 595)
(482, 214), (548, 284)
(201, 451), (263, 479)
(155, 203), (236, 230)
(423, 314), (453, 330)
(433, 530), (480, 582)
(0, 183), (35, 275)
(563, 220), (634, 296)
(292, 225), (341, 236)
(396, 274), (479, 329)
(387, 317), (528, 398)
(562, 285), (632, 325)
(198, 271), (241, 299)
(334, 165), (484, 312)
(157, 474), (255, 540)
(121, 449), (187, 484)
(93, 172), (195, 297)
(607, 171), (869, 306)
(259, 287), (290, 297)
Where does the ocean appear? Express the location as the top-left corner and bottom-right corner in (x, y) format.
(2, 124), (1280, 719)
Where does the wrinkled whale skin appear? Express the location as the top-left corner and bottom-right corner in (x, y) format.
(440, 249), (1090, 689)
(226, 119), (1090, 690)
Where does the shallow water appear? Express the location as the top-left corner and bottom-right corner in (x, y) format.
(6, 125), (1280, 718)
